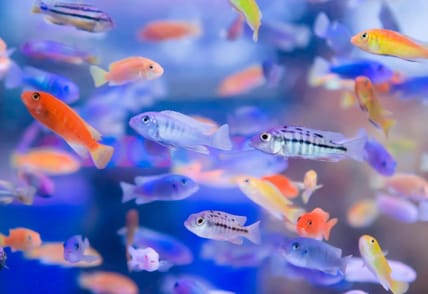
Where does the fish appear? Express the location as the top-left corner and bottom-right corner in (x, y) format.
(314, 12), (353, 55)
(297, 170), (323, 204)
(164, 275), (235, 294)
(184, 210), (261, 245)
(364, 137), (396, 176)
(224, 13), (245, 41)
(137, 20), (201, 42)
(350, 28), (428, 61)
(125, 209), (139, 264)
(89, 56), (164, 87)
(376, 193), (418, 224)
(359, 235), (409, 294)
(120, 174), (199, 205)
(20, 40), (98, 65)
(390, 76), (428, 101)
(0, 228), (42, 252)
(78, 271), (138, 294)
(0, 180), (35, 205)
(217, 65), (265, 97)
(282, 237), (351, 275)
(0, 38), (14, 80)
(11, 148), (81, 175)
(63, 235), (100, 264)
(32, 0), (114, 33)
(228, 0), (262, 42)
(296, 208), (337, 241)
(127, 246), (160, 272)
(383, 173), (428, 202)
(250, 125), (367, 162)
(262, 174), (299, 199)
(129, 110), (232, 155)
(261, 60), (285, 88)
(20, 91), (114, 169)
(5, 65), (80, 104)
(17, 169), (55, 198)
(354, 76), (396, 137)
(347, 199), (379, 228)
(0, 247), (7, 270)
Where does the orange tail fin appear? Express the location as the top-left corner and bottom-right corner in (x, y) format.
(324, 218), (338, 240)
(90, 143), (114, 169)
(0, 234), (6, 247)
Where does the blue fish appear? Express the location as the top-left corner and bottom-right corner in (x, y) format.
(390, 76), (428, 100)
(364, 138), (396, 176)
(63, 235), (99, 264)
(0, 247), (7, 270)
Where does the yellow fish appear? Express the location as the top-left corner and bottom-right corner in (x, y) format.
(359, 235), (409, 294)
(229, 0), (262, 42)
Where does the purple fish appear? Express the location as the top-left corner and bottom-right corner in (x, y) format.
(364, 138), (396, 176)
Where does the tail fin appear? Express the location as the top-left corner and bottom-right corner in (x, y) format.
(85, 55), (99, 65)
(210, 124), (232, 151)
(15, 186), (36, 205)
(120, 182), (137, 203)
(314, 12), (330, 38)
(341, 92), (357, 109)
(324, 218), (338, 240)
(0, 234), (6, 247)
(390, 280), (409, 294)
(380, 118), (396, 138)
(89, 144), (114, 169)
(301, 184), (323, 204)
(344, 129), (368, 162)
(245, 221), (261, 244)
(4, 62), (23, 89)
(340, 255), (352, 275)
(89, 65), (108, 87)
(308, 57), (330, 87)
(82, 255), (100, 263)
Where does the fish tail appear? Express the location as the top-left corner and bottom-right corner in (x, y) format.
(210, 124), (232, 151)
(4, 62), (23, 89)
(390, 280), (409, 294)
(381, 118), (396, 137)
(120, 182), (137, 203)
(324, 217), (338, 240)
(302, 184), (323, 204)
(89, 65), (108, 87)
(245, 221), (261, 244)
(89, 143), (114, 169)
(340, 255), (352, 275)
(0, 234), (6, 247)
(344, 128), (368, 162)
(15, 186), (36, 205)
(341, 92), (357, 109)
(86, 56), (99, 65)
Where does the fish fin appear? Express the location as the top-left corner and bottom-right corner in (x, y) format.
(161, 110), (216, 134)
(340, 255), (352, 275)
(134, 175), (165, 186)
(341, 92), (357, 109)
(210, 124), (232, 151)
(85, 56), (99, 65)
(390, 280), (409, 294)
(185, 145), (210, 155)
(312, 208), (330, 220)
(89, 65), (108, 87)
(84, 123), (102, 141)
(229, 237), (243, 245)
(324, 217), (338, 241)
(158, 260), (173, 272)
(245, 220), (261, 244)
(343, 129), (368, 162)
(15, 186), (36, 205)
(0, 234), (5, 247)
(231, 215), (247, 226)
(89, 143), (114, 169)
(308, 57), (330, 87)
(44, 16), (66, 26)
(4, 62), (23, 89)
(0, 48), (15, 58)
(66, 141), (90, 159)
(120, 182), (137, 203)
(314, 12), (330, 38)
(301, 189), (313, 204)
(381, 118), (396, 138)
(82, 255), (99, 263)
(135, 197), (153, 205)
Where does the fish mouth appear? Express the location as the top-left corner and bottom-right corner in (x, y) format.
(350, 35), (359, 46)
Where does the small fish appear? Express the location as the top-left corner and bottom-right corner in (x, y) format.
(18, 169), (55, 198)
(354, 76), (396, 137)
(20, 91), (114, 169)
(184, 210), (261, 245)
(89, 56), (164, 87)
(282, 237), (351, 275)
(127, 246), (160, 272)
(383, 173), (428, 202)
(224, 13), (245, 41)
(251, 125), (367, 162)
(129, 110), (232, 154)
(314, 12), (353, 55)
(364, 138), (396, 176)
(296, 208), (338, 241)
(0, 180), (36, 205)
(359, 235), (409, 294)
(138, 20), (201, 42)
(0, 38), (14, 80)
(11, 148), (81, 175)
(0, 228), (42, 252)
(351, 29), (428, 61)
(347, 199), (379, 228)
(0, 247), (8, 270)
(262, 174), (299, 199)
(165, 275), (235, 294)
(218, 65), (265, 97)
(376, 193), (418, 224)
(228, 0), (262, 42)
(297, 170), (323, 204)
(20, 40), (98, 65)
(120, 174), (199, 205)
(78, 271), (138, 294)
(32, 0), (114, 33)
(262, 60), (285, 88)
(63, 235), (99, 264)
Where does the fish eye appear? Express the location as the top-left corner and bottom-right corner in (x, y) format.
(370, 239), (375, 244)
(196, 217), (205, 225)
(27, 235), (32, 241)
(303, 249), (309, 255)
(32, 92), (40, 101)
(181, 178), (187, 185)
(361, 32), (368, 40)
(297, 216), (301, 221)
(292, 242), (299, 250)
(244, 178), (250, 183)
(142, 115), (150, 123)
(64, 85), (69, 92)
(148, 64), (154, 70)
(260, 133), (271, 142)
(74, 242), (80, 250)
(380, 160), (387, 167)
(307, 220), (312, 226)
(377, 64), (385, 72)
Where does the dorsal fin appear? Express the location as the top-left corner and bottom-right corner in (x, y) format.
(134, 174), (167, 186)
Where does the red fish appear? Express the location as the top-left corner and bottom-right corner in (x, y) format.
(296, 208), (338, 240)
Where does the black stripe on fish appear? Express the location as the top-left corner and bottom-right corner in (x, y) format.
(46, 7), (110, 22)
(54, 4), (104, 13)
(214, 222), (248, 233)
(285, 138), (347, 152)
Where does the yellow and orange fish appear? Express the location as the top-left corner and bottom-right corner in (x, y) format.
(262, 174), (299, 199)
(351, 28), (428, 61)
(21, 91), (114, 169)
(354, 76), (396, 137)
(296, 170), (323, 204)
(229, 0), (262, 42)
(89, 56), (164, 87)
(79, 271), (138, 294)
(218, 65), (265, 97)
(347, 199), (379, 228)
(383, 173), (428, 202)
(296, 208), (338, 240)
(138, 20), (201, 42)
(0, 228), (42, 252)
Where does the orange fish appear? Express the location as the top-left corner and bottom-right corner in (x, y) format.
(296, 208), (338, 240)
(79, 271), (139, 294)
(384, 173), (428, 202)
(138, 20), (201, 42)
(125, 209), (139, 264)
(218, 65), (265, 96)
(21, 91), (114, 169)
(89, 56), (164, 87)
(0, 228), (42, 252)
(354, 76), (396, 137)
(262, 174), (299, 199)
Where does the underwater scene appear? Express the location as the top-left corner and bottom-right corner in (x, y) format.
(1, 0), (428, 293)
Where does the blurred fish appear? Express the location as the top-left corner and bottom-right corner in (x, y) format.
(256, 21), (310, 51)
(383, 173), (428, 202)
(6, 65), (80, 104)
(0, 180), (35, 205)
(0, 247), (7, 270)
(355, 76), (395, 137)
(217, 65), (265, 97)
(127, 246), (160, 272)
(223, 13), (245, 41)
(129, 110), (232, 154)
(32, 0), (114, 33)
(11, 148), (80, 175)
(262, 60), (285, 88)
(359, 235), (409, 294)
(364, 137), (396, 176)
(184, 210), (261, 245)
(376, 193), (418, 223)
(0, 228), (42, 252)
(137, 20), (201, 42)
(20, 91), (114, 169)
(163, 275), (235, 294)
(296, 208), (338, 241)
(120, 174), (199, 205)
(78, 271), (138, 294)
(17, 169), (54, 198)
(314, 12), (352, 55)
(379, 2), (400, 32)
(229, 0), (262, 42)
(351, 29), (428, 61)
(390, 76), (428, 101)
(297, 170), (323, 204)
(227, 106), (276, 136)
(63, 235), (99, 264)
(20, 40), (98, 65)
(89, 56), (164, 87)
(347, 199), (379, 228)
(251, 126), (367, 162)
(0, 38), (14, 80)
(125, 209), (139, 263)
(262, 174), (299, 199)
